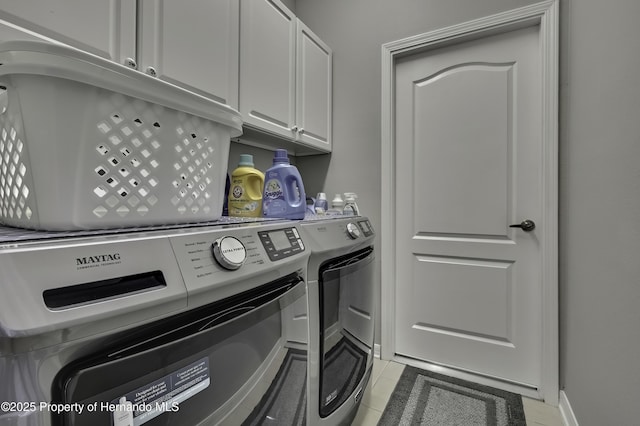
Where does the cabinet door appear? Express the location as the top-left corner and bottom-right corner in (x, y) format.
(138, 0), (239, 107)
(0, 0), (136, 64)
(296, 19), (332, 152)
(240, 0), (296, 139)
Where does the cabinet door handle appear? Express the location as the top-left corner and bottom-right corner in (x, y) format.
(124, 57), (137, 69)
(298, 128), (305, 135)
(290, 125), (298, 132)
(145, 66), (158, 77)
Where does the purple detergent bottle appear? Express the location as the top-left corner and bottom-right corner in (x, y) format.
(262, 149), (306, 219)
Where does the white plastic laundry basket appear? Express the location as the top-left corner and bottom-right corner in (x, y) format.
(0, 41), (243, 230)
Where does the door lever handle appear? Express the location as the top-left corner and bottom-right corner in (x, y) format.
(509, 219), (536, 232)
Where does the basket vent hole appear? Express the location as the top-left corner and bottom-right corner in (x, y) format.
(111, 114), (123, 124)
(95, 166), (108, 176)
(121, 126), (133, 136)
(93, 206), (108, 218)
(120, 147), (131, 157)
(141, 149), (151, 158)
(150, 160), (159, 168)
(96, 145), (109, 155)
(106, 177), (119, 187)
(134, 118), (143, 126)
(127, 195), (140, 207)
(109, 135), (122, 146)
(173, 163), (181, 171)
(153, 122), (161, 128)
(151, 140), (160, 150)
(130, 158), (141, 168)
(106, 196), (119, 208)
(118, 188), (129, 198)
(109, 157), (119, 166)
(97, 122), (111, 134)
(131, 138), (142, 148)
(191, 133), (197, 139)
(93, 186), (107, 198)
(119, 168), (130, 177)
(139, 187), (149, 197)
(116, 205), (130, 216)
(129, 178), (139, 187)
(140, 168), (150, 178)
(148, 178), (158, 187)
(172, 181), (179, 188)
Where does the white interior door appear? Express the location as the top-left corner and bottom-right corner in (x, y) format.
(394, 25), (543, 387)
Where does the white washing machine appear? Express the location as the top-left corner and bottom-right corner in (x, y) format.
(299, 216), (376, 426)
(0, 219), (310, 426)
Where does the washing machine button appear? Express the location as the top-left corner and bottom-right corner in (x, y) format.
(212, 236), (247, 270)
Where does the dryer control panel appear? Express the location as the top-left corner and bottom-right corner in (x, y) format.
(258, 227), (305, 261)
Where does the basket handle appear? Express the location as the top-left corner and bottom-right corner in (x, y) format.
(0, 85), (7, 114)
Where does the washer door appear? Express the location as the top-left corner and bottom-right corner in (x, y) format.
(51, 274), (307, 426)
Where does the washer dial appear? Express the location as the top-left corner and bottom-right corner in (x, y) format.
(212, 236), (247, 270)
(346, 222), (361, 239)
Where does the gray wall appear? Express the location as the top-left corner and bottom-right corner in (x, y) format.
(294, 0), (640, 424)
(559, 0), (640, 424)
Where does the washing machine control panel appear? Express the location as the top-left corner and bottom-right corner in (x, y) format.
(258, 227), (305, 261)
(357, 219), (374, 237)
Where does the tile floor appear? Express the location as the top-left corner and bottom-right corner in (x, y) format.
(352, 358), (565, 426)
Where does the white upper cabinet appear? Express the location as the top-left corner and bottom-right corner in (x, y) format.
(296, 19), (332, 151)
(138, 0), (239, 108)
(0, 0), (136, 65)
(240, 0), (332, 153)
(0, 0), (239, 108)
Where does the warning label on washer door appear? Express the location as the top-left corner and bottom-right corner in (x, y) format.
(111, 357), (210, 426)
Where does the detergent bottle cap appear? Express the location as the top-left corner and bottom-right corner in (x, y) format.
(238, 154), (254, 167)
(273, 149), (290, 164)
(332, 193), (344, 208)
(344, 192), (357, 202)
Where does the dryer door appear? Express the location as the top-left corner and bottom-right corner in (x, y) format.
(318, 247), (374, 418)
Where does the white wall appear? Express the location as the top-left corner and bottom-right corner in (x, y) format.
(295, 0), (640, 424)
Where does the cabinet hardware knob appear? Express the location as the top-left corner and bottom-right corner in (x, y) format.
(124, 57), (137, 69)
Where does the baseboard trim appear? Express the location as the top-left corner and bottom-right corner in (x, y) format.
(559, 390), (579, 426)
(374, 343), (381, 359)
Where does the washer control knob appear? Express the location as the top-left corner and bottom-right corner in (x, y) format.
(212, 236), (247, 270)
(346, 222), (361, 239)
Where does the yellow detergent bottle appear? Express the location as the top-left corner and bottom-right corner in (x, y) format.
(228, 154), (265, 217)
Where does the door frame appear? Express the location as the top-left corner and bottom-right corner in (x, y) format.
(380, 0), (559, 404)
